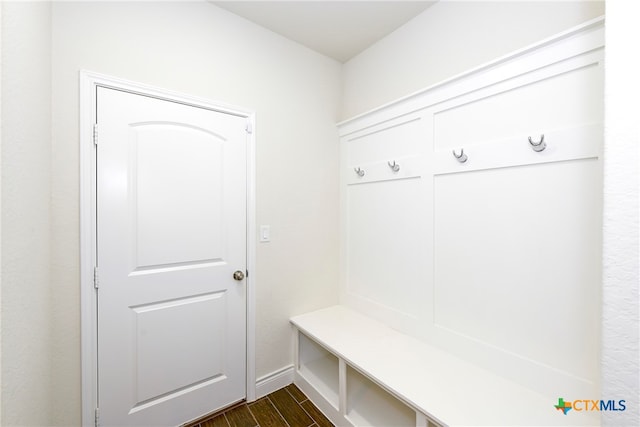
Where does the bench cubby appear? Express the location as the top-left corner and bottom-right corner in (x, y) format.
(291, 306), (599, 427)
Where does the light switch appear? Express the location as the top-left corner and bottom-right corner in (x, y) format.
(259, 225), (270, 242)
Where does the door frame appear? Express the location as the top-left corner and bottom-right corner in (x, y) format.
(79, 70), (257, 427)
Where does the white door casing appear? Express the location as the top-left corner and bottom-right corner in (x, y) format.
(80, 72), (256, 427)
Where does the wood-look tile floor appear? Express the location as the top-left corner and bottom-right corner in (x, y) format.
(186, 384), (334, 427)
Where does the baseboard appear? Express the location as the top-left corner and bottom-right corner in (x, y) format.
(254, 364), (295, 400)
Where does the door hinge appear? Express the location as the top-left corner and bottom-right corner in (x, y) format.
(93, 123), (98, 145)
(245, 122), (253, 134)
(94, 407), (100, 427)
(93, 266), (99, 290)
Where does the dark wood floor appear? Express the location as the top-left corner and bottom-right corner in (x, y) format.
(186, 384), (334, 427)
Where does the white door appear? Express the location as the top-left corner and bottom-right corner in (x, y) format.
(96, 86), (248, 426)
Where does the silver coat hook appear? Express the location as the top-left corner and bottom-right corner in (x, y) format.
(388, 160), (400, 172)
(452, 148), (468, 163)
(354, 167), (365, 177)
(528, 134), (546, 152)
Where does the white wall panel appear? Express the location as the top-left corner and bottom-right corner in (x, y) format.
(433, 159), (601, 383)
(340, 18), (604, 400)
(347, 117), (424, 166)
(433, 61), (603, 151)
(347, 178), (429, 319)
(342, 111), (432, 334)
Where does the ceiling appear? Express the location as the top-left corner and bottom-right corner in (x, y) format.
(211, 1), (437, 62)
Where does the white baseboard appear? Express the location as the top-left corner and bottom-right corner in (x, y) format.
(254, 365), (295, 400)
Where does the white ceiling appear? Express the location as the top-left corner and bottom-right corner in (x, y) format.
(211, 1), (437, 62)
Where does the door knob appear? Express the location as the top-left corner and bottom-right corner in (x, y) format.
(233, 270), (245, 281)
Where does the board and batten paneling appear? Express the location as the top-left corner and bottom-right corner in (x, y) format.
(341, 112), (433, 337)
(338, 17), (604, 399)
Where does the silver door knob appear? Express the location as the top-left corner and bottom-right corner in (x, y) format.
(233, 270), (245, 281)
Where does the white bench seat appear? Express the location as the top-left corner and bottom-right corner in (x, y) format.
(291, 306), (599, 427)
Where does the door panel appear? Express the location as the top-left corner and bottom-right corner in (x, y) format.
(97, 87), (247, 426)
(133, 123), (225, 269)
(132, 292), (227, 405)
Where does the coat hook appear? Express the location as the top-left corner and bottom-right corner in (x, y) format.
(452, 148), (468, 163)
(354, 167), (365, 177)
(528, 134), (546, 152)
(388, 160), (400, 172)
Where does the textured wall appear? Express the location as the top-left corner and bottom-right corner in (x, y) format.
(602, 0), (640, 425)
(0, 2), (3, 420)
(1, 1), (52, 425)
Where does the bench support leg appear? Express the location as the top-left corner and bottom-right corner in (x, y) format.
(339, 359), (347, 417)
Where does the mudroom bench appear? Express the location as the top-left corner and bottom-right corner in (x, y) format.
(290, 306), (598, 427)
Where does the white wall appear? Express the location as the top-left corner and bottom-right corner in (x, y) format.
(602, 0), (640, 425)
(48, 1), (340, 425)
(0, 2), (3, 422)
(341, 0), (605, 119)
(1, 1), (53, 425)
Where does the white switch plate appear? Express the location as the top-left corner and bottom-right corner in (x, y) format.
(259, 225), (270, 242)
